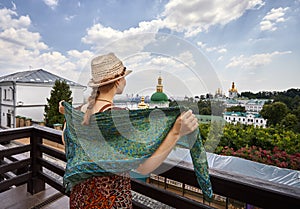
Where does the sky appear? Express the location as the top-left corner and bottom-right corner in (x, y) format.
(0, 0), (299, 98)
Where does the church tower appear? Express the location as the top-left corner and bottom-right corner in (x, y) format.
(138, 96), (149, 109)
(150, 75), (169, 108)
(228, 82), (238, 99)
(156, 76), (163, 93)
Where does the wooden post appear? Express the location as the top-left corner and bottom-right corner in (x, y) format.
(15, 116), (20, 128)
(38, 121), (45, 126)
(19, 117), (25, 127)
(53, 123), (62, 130)
(27, 130), (45, 194)
(25, 118), (32, 126)
(0, 145), (4, 181)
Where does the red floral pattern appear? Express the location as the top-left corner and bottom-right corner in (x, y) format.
(70, 174), (132, 209)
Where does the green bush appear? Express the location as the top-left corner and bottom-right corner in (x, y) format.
(200, 122), (300, 170)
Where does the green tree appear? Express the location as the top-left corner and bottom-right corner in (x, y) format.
(169, 100), (199, 114)
(226, 105), (246, 112)
(44, 80), (73, 126)
(292, 106), (300, 133)
(211, 100), (226, 116)
(293, 106), (300, 120)
(198, 100), (211, 115)
(290, 95), (300, 110)
(260, 102), (288, 126)
(280, 113), (298, 132)
(203, 121), (224, 153)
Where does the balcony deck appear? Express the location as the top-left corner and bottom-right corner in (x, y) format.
(0, 183), (68, 209)
(1, 126), (299, 209)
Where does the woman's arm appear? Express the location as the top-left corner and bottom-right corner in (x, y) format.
(58, 100), (65, 114)
(58, 100), (66, 145)
(61, 122), (66, 145)
(136, 110), (199, 175)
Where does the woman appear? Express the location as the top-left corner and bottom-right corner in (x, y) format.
(60, 53), (199, 208)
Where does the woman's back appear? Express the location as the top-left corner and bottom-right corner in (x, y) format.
(69, 102), (133, 209)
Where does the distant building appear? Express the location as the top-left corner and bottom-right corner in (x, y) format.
(223, 111), (267, 128)
(0, 69), (86, 128)
(244, 99), (269, 113)
(224, 98), (269, 113)
(228, 82), (238, 99)
(196, 115), (225, 124)
(214, 88), (226, 99)
(138, 96), (149, 109)
(225, 99), (242, 108)
(150, 76), (169, 108)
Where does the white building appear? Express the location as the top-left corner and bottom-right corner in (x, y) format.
(223, 112), (267, 128)
(0, 69), (86, 128)
(245, 99), (269, 113)
(225, 99), (242, 108)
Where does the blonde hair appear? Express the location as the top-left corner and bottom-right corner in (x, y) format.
(82, 82), (116, 125)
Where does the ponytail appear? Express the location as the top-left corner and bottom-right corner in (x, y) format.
(82, 87), (100, 125)
(81, 82), (116, 125)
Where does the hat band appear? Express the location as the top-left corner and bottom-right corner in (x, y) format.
(93, 67), (126, 84)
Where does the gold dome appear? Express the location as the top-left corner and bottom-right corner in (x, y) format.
(138, 96), (149, 109)
(229, 82), (238, 93)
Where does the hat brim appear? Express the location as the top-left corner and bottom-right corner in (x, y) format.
(88, 70), (132, 87)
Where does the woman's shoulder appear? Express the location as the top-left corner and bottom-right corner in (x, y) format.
(110, 106), (127, 110)
(78, 103), (88, 112)
(70, 103), (127, 113)
(99, 105), (127, 112)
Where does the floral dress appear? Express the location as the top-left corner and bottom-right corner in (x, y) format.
(69, 174), (132, 209)
(69, 104), (133, 209)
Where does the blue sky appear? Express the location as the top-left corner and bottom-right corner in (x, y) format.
(0, 0), (299, 97)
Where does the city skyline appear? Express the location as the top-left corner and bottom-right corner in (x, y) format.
(0, 0), (299, 97)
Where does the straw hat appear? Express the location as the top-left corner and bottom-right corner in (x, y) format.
(88, 53), (132, 87)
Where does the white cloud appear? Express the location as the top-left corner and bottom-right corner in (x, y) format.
(67, 50), (94, 70)
(0, 8), (31, 29)
(226, 51), (292, 69)
(67, 50), (93, 59)
(0, 28), (48, 50)
(197, 41), (227, 54)
(161, 0), (265, 37)
(43, 0), (59, 10)
(65, 15), (76, 22)
(38, 51), (69, 69)
(151, 56), (176, 66)
(81, 19), (164, 55)
(81, 0), (264, 53)
(123, 53), (182, 72)
(218, 48), (227, 53)
(118, 51), (196, 75)
(197, 41), (206, 48)
(0, 8), (49, 69)
(119, 52), (207, 97)
(0, 8), (91, 83)
(177, 51), (196, 67)
(81, 23), (123, 45)
(260, 20), (276, 31)
(260, 7), (289, 31)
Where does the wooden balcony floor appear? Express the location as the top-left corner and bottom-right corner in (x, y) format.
(0, 184), (69, 209)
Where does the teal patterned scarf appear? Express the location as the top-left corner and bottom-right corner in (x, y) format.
(62, 102), (213, 199)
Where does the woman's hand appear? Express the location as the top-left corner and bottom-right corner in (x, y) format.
(171, 110), (199, 138)
(58, 100), (65, 114)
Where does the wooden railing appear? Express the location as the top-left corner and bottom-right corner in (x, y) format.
(0, 126), (299, 209)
